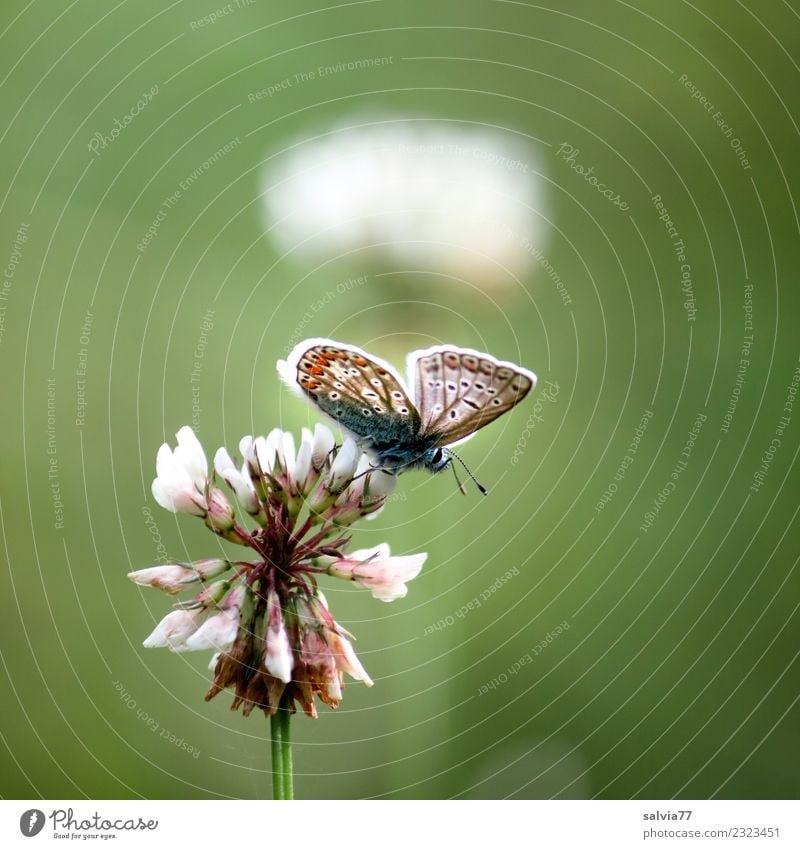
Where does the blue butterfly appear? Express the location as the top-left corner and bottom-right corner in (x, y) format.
(278, 339), (537, 490)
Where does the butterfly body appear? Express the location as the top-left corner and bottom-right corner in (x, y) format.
(278, 339), (536, 477)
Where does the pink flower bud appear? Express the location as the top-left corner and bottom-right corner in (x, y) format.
(205, 487), (235, 532)
(128, 563), (200, 595)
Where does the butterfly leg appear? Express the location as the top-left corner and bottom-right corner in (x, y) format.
(350, 463), (397, 483)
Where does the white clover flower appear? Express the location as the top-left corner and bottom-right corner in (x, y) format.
(135, 426), (423, 719)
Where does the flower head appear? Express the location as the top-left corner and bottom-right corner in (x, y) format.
(132, 423), (426, 719)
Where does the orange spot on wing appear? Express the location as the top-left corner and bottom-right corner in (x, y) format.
(308, 366), (324, 376)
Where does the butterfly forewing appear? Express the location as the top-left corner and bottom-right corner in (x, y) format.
(290, 342), (421, 442)
(411, 347), (535, 445)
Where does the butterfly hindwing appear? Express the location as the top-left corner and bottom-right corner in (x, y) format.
(279, 340), (421, 446)
(408, 346), (536, 445)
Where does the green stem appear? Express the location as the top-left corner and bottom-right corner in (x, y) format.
(270, 709), (284, 800)
(281, 702), (293, 800)
(270, 692), (294, 800)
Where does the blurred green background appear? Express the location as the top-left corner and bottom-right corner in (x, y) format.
(1, 0), (799, 800)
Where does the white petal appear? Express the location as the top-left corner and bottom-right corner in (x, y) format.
(151, 477), (206, 516)
(365, 468), (397, 500)
(184, 610), (238, 651)
(280, 430), (296, 478)
(294, 437), (313, 488)
(312, 424), (335, 468)
(254, 433), (277, 474)
(264, 624), (294, 683)
(214, 446), (236, 477)
(174, 426), (208, 488)
(239, 434), (254, 458)
(143, 609), (202, 649)
(330, 630), (373, 686)
(328, 437), (359, 489)
(348, 543), (392, 563)
(155, 442), (178, 479)
(370, 582), (409, 602)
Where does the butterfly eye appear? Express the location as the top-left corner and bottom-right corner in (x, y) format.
(432, 448), (444, 463)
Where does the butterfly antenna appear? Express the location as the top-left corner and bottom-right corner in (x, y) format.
(450, 460), (468, 496)
(445, 449), (488, 496)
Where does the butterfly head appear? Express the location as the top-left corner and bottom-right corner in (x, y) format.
(421, 446), (488, 496)
(421, 446), (451, 474)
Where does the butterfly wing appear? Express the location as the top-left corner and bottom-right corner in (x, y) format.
(278, 339), (421, 447)
(407, 345), (536, 445)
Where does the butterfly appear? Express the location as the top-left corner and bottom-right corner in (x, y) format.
(278, 339), (537, 490)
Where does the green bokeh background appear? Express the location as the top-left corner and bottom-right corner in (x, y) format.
(1, 0), (799, 800)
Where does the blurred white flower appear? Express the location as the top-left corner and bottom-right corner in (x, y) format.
(262, 121), (548, 281)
